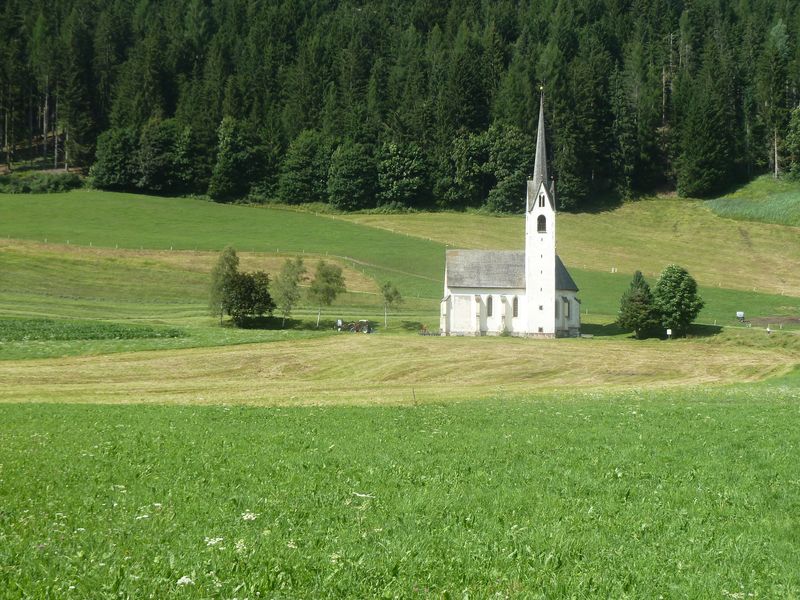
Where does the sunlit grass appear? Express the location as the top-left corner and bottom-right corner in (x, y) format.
(2, 328), (797, 405)
(2, 384), (799, 597)
(707, 175), (800, 226)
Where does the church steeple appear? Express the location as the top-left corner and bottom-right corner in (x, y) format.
(532, 92), (548, 195)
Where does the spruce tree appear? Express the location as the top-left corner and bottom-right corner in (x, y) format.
(277, 130), (331, 204)
(617, 271), (660, 339)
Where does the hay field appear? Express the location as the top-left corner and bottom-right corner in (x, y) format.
(2, 330), (797, 405)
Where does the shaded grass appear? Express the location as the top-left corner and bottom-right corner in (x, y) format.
(1, 386), (799, 597)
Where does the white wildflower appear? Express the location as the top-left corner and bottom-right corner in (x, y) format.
(205, 537), (224, 547)
(235, 539), (246, 554)
(135, 514), (149, 520)
(176, 576), (194, 586)
(287, 540), (297, 549)
(241, 511), (258, 521)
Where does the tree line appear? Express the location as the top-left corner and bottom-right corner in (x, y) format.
(4, 0), (800, 211)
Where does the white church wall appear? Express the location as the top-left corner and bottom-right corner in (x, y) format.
(444, 288), (526, 335)
(451, 294), (474, 333)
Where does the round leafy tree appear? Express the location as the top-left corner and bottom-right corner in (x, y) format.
(653, 264), (704, 337)
(327, 141), (376, 211)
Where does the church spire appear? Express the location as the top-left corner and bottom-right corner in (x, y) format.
(532, 91), (548, 194)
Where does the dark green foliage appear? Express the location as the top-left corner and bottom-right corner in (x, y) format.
(676, 41), (738, 198)
(223, 270), (275, 326)
(0, 172), (82, 194)
(90, 128), (139, 191)
(617, 271), (660, 339)
(137, 119), (183, 193)
(4, 0), (800, 206)
(786, 106), (800, 178)
(277, 130), (331, 205)
(653, 264), (705, 337)
(485, 175), (525, 213)
(208, 116), (266, 202)
(327, 141), (377, 211)
(377, 141), (430, 208)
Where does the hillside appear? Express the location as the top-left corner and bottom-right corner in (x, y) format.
(4, 1), (800, 209)
(2, 186), (799, 330)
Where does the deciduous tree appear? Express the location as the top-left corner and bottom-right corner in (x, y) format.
(308, 260), (346, 327)
(653, 264), (704, 337)
(380, 281), (403, 328)
(272, 256), (306, 327)
(209, 246), (239, 323)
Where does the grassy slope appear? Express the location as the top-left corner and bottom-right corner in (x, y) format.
(0, 190), (445, 297)
(344, 196), (800, 297)
(707, 175), (800, 226)
(2, 388), (799, 597)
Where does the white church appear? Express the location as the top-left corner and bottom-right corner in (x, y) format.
(440, 96), (581, 338)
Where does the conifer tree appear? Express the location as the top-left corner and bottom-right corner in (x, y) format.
(617, 271), (660, 339)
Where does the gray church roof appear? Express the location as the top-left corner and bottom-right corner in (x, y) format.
(445, 250), (578, 291)
(532, 93), (549, 194)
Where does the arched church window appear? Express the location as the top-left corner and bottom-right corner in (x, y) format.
(512, 297), (518, 318)
(537, 215), (547, 233)
(487, 295), (493, 317)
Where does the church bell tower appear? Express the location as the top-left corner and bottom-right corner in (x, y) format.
(525, 92), (557, 336)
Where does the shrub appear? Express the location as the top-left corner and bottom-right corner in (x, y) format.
(0, 172), (83, 194)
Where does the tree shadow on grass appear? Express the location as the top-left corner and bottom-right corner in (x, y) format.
(686, 324), (723, 338)
(400, 320), (426, 332)
(229, 316), (338, 331)
(579, 322), (627, 337)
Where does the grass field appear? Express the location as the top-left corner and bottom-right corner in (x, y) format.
(707, 175), (800, 227)
(2, 328), (798, 405)
(2, 382), (799, 597)
(2, 183), (800, 596)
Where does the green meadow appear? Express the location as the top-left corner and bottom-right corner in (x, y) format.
(707, 175), (800, 227)
(2, 381), (800, 597)
(1, 181), (800, 596)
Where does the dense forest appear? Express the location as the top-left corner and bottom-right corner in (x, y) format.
(2, 0), (800, 211)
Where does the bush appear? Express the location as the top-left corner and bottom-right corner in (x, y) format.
(0, 172), (83, 194)
(223, 271), (275, 326)
(90, 127), (140, 191)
